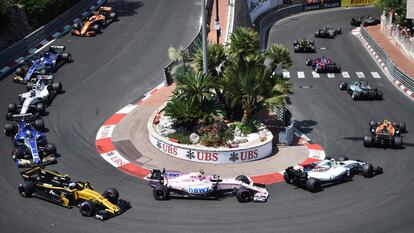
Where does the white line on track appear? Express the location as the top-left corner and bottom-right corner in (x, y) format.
(342, 71), (350, 78)
(327, 73), (335, 78)
(371, 72), (381, 79)
(297, 71), (305, 79)
(356, 72), (365, 78)
(312, 71), (320, 78)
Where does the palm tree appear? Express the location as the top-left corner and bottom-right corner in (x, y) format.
(164, 97), (201, 125)
(221, 64), (272, 122)
(192, 43), (226, 77)
(227, 27), (260, 68)
(264, 44), (292, 71)
(175, 72), (217, 106)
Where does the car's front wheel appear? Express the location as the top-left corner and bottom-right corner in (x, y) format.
(236, 187), (253, 203)
(306, 178), (321, 193)
(79, 201), (96, 217)
(18, 181), (35, 197)
(153, 185), (169, 200)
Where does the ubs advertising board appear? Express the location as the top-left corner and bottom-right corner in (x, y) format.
(303, 0), (341, 12)
(341, 0), (375, 7)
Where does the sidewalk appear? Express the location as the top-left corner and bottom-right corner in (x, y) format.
(365, 25), (414, 78)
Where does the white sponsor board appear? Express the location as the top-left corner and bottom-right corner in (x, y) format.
(247, 0), (283, 23)
(407, 1), (414, 19)
(149, 132), (273, 164)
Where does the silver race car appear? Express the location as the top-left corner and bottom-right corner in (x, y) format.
(145, 169), (269, 203)
(284, 157), (383, 192)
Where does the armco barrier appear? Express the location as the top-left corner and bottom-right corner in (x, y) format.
(360, 27), (414, 92)
(257, 4), (303, 51)
(0, 0), (105, 78)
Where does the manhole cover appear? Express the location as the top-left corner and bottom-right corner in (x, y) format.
(299, 85), (313, 89)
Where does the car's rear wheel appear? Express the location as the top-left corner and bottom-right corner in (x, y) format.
(376, 90), (383, 100)
(36, 103), (46, 114)
(52, 82), (62, 92)
(93, 24), (101, 33)
(79, 201), (96, 217)
(16, 67), (26, 77)
(153, 185), (169, 200)
(363, 135), (373, 147)
(283, 172), (292, 184)
(235, 175), (250, 184)
(103, 188), (119, 204)
(306, 178), (321, 193)
(4, 123), (17, 136)
(236, 187), (253, 203)
(18, 181), (35, 197)
(394, 136), (403, 149)
(33, 119), (45, 131)
(398, 122), (406, 133)
(339, 81), (347, 90)
(338, 156), (348, 161)
(14, 147), (26, 159)
(109, 12), (117, 20)
(362, 163), (374, 178)
(8, 103), (18, 114)
(26, 82), (35, 91)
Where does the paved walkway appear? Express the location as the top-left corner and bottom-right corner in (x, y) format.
(365, 25), (414, 78)
(208, 0), (229, 44)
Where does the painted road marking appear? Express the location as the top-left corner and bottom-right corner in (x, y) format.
(298, 72), (305, 79)
(312, 71), (320, 78)
(283, 71), (290, 79)
(371, 72), (381, 79)
(327, 73), (335, 78)
(356, 72), (365, 78)
(342, 71), (350, 78)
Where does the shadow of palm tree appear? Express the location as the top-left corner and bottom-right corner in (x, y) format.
(109, 1), (144, 18)
(293, 119), (316, 134)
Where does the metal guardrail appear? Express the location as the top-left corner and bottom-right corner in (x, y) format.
(360, 26), (414, 92)
(0, 0), (103, 78)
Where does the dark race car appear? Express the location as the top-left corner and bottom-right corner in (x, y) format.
(314, 25), (342, 38)
(4, 113), (57, 167)
(18, 167), (130, 221)
(339, 80), (383, 100)
(351, 16), (380, 27)
(13, 46), (72, 84)
(306, 56), (341, 73)
(293, 39), (316, 53)
(364, 119), (406, 148)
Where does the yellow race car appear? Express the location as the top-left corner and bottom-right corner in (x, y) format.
(18, 167), (130, 220)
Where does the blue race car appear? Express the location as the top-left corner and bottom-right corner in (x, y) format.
(13, 46), (72, 84)
(339, 80), (383, 100)
(4, 114), (57, 167)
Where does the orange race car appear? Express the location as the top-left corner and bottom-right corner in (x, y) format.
(71, 6), (118, 37)
(364, 119), (406, 148)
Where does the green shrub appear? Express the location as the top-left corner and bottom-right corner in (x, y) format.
(230, 120), (258, 135)
(23, 0), (80, 27)
(167, 132), (191, 145)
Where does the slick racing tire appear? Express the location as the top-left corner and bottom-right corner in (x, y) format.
(363, 135), (373, 147)
(18, 181), (35, 197)
(4, 123), (17, 136)
(393, 136), (403, 149)
(236, 187), (253, 203)
(236, 175), (250, 184)
(283, 172), (292, 184)
(376, 90), (383, 100)
(398, 122), (406, 133)
(109, 12), (118, 20)
(26, 82), (35, 91)
(153, 185), (169, 200)
(351, 92), (360, 100)
(33, 119), (45, 131)
(370, 120), (377, 129)
(79, 201), (97, 217)
(339, 81), (347, 90)
(44, 143), (57, 155)
(52, 82), (62, 92)
(36, 103), (46, 115)
(103, 188), (120, 204)
(293, 40), (298, 46)
(73, 23), (81, 29)
(14, 147), (27, 159)
(61, 53), (72, 63)
(93, 24), (102, 34)
(7, 103), (18, 114)
(306, 178), (321, 193)
(15, 67), (26, 77)
(40, 69), (47, 75)
(362, 163), (375, 178)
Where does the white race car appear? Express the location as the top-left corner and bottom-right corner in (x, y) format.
(284, 157), (383, 192)
(6, 75), (62, 120)
(145, 169), (269, 203)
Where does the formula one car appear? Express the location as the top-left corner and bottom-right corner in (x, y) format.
(339, 80), (383, 100)
(4, 113), (56, 167)
(71, 6), (118, 37)
(306, 56), (341, 73)
(314, 25), (342, 38)
(364, 119), (406, 148)
(13, 46), (72, 84)
(18, 167), (130, 220)
(145, 169), (269, 203)
(284, 157), (383, 192)
(351, 16), (380, 27)
(293, 39), (316, 53)
(6, 75), (62, 120)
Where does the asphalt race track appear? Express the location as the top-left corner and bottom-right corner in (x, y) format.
(1, 3), (414, 233)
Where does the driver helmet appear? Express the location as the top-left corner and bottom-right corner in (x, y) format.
(68, 182), (77, 189)
(25, 130), (32, 137)
(44, 52), (49, 58)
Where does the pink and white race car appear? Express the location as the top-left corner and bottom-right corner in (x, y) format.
(145, 169), (269, 203)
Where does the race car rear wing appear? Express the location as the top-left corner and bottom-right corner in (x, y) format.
(12, 113), (37, 122)
(20, 167), (71, 183)
(49, 45), (65, 54)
